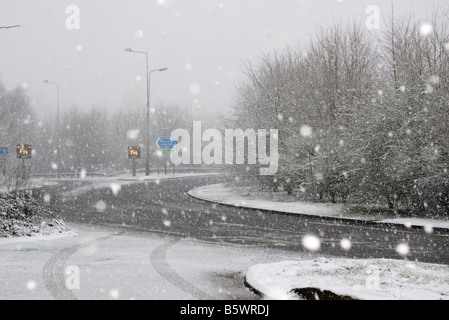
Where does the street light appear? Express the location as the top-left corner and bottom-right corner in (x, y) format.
(43, 80), (60, 177)
(124, 47), (167, 176)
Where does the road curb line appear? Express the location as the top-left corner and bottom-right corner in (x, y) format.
(187, 187), (449, 234)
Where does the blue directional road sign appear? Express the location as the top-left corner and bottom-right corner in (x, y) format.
(0, 147), (8, 155)
(154, 137), (178, 150)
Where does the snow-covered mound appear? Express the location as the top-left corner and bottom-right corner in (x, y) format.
(0, 190), (71, 238)
(246, 258), (449, 300)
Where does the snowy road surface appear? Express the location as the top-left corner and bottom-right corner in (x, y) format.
(0, 223), (306, 300)
(2, 175), (449, 300)
(47, 176), (449, 265)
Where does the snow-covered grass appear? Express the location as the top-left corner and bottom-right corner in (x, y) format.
(0, 226), (77, 244)
(381, 218), (449, 230)
(246, 258), (449, 300)
(115, 172), (218, 181)
(189, 183), (346, 218)
(188, 183), (449, 230)
(0, 179), (58, 193)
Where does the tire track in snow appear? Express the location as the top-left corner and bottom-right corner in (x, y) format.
(42, 234), (117, 300)
(150, 240), (215, 300)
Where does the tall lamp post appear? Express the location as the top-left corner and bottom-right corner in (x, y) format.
(124, 48), (167, 176)
(43, 80), (60, 177)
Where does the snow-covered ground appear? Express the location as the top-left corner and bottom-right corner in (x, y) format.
(246, 258), (449, 300)
(115, 172), (218, 182)
(0, 223), (308, 300)
(188, 183), (449, 230)
(0, 219), (73, 239)
(189, 183), (346, 217)
(59, 172), (217, 201)
(0, 179), (58, 193)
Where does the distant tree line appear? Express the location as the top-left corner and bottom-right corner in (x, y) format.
(226, 13), (449, 217)
(0, 83), (196, 181)
(33, 103), (195, 174)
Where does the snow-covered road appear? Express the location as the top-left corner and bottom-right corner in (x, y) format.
(0, 223), (308, 300)
(3, 175), (449, 300)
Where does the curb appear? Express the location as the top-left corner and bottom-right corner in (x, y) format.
(187, 187), (449, 234)
(117, 173), (220, 183)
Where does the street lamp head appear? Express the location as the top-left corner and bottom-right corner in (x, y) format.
(159, 68), (168, 72)
(124, 48), (132, 52)
(43, 80), (49, 83)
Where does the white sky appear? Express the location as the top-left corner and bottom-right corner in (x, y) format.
(0, 0), (447, 119)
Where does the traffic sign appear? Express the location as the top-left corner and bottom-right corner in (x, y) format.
(128, 146), (141, 159)
(155, 137), (178, 150)
(162, 149), (174, 156)
(0, 147), (8, 155)
(16, 144), (31, 159)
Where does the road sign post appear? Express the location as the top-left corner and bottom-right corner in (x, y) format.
(155, 137), (178, 176)
(0, 147), (8, 176)
(132, 159), (136, 177)
(16, 145), (31, 182)
(128, 146), (141, 177)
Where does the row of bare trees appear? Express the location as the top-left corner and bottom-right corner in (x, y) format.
(227, 13), (449, 217)
(32, 103), (194, 174)
(0, 87), (194, 180)
(0, 83), (34, 188)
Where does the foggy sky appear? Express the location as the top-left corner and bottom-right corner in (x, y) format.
(0, 0), (447, 121)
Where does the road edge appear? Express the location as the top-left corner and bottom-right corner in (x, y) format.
(187, 185), (449, 234)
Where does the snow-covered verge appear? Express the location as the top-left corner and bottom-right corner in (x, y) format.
(245, 258), (449, 300)
(116, 172), (218, 182)
(60, 172), (218, 201)
(0, 190), (71, 238)
(0, 180), (58, 193)
(189, 183), (346, 218)
(188, 183), (449, 230)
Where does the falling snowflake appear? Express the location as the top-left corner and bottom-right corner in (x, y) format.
(340, 238), (352, 251)
(109, 289), (120, 299)
(424, 225), (434, 234)
(27, 281), (37, 291)
(302, 234), (321, 252)
(420, 23), (433, 36)
(110, 184), (121, 196)
(135, 30), (144, 38)
(300, 125), (313, 138)
(163, 220), (171, 227)
(43, 194), (51, 204)
(396, 243), (410, 257)
(190, 83), (201, 95)
(127, 129), (140, 140)
(95, 201), (107, 213)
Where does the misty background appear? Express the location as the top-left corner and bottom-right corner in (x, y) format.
(0, 0), (445, 116)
